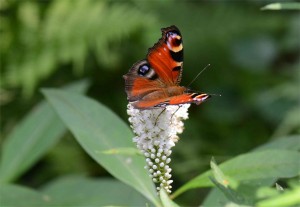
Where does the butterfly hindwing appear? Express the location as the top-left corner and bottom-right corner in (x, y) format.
(124, 60), (164, 102)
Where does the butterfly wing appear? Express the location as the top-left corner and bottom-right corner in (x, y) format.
(133, 93), (211, 109)
(124, 25), (211, 109)
(147, 25), (184, 85)
(123, 59), (165, 103)
(123, 25), (184, 108)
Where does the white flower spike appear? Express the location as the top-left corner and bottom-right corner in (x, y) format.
(127, 103), (190, 193)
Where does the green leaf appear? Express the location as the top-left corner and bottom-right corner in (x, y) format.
(203, 135), (300, 206)
(209, 177), (247, 205)
(0, 80), (89, 183)
(257, 185), (300, 207)
(172, 150), (300, 198)
(208, 159), (273, 206)
(224, 202), (252, 207)
(0, 184), (51, 206)
(202, 178), (276, 207)
(255, 135), (300, 152)
(160, 189), (179, 207)
(210, 157), (237, 189)
(0, 176), (153, 207)
(209, 159), (251, 205)
(100, 147), (142, 156)
(202, 188), (227, 207)
(41, 176), (152, 206)
(261, 3), (300, 10)
(42, 89), (159, 206)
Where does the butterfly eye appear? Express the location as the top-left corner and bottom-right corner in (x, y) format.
(138, 64), (150, 76)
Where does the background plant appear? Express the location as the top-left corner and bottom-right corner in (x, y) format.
(1, 1), (299, 206)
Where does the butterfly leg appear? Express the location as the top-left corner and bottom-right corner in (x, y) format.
(155, 108), (167, 126)
(170, 105), (182, 124)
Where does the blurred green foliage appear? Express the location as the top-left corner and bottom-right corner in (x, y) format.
(0, 0), (299, 206)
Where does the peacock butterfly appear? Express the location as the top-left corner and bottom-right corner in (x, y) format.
(123, 25), (211, 109)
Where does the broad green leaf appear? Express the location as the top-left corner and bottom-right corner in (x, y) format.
(209, 159), (252, 205)
(261, 3), (300, 10)
(224, 202), (252, 207)
(210, 158), (237, 189)
(254, 135), (300, 152)
(202, 188), (227, 207)
(257, 185), (300, 207)
(202, 135), (300, 206)
(202, 178), (277, 207)
(41, 176), (152, 207)
(172, 150), (300, 198)
(101, 147), (141, 156)
(0, 80), (89, 183)
(210, 177), (249, 206)
(208, 160), (275, 206)
(42, 89), (159, 206)
(0, 184), (51, 206)
(160, 189), (179, 207)
(0, 176), (153, 207)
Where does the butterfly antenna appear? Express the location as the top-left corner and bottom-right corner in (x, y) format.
(187, 64), (211, 87)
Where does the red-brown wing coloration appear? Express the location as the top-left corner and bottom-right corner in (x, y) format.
(123, 25), (210, 109)
(147, 25), (183, 85)
(134, 93), (210, 109)
(168, 93), (210, 105)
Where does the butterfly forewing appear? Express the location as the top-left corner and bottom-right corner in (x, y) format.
(148, 25), (183, 85)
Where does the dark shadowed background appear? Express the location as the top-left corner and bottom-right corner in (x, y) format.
(1, 0), (299, 205)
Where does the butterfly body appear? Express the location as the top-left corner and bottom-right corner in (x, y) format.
(124, 25), (210, 109)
